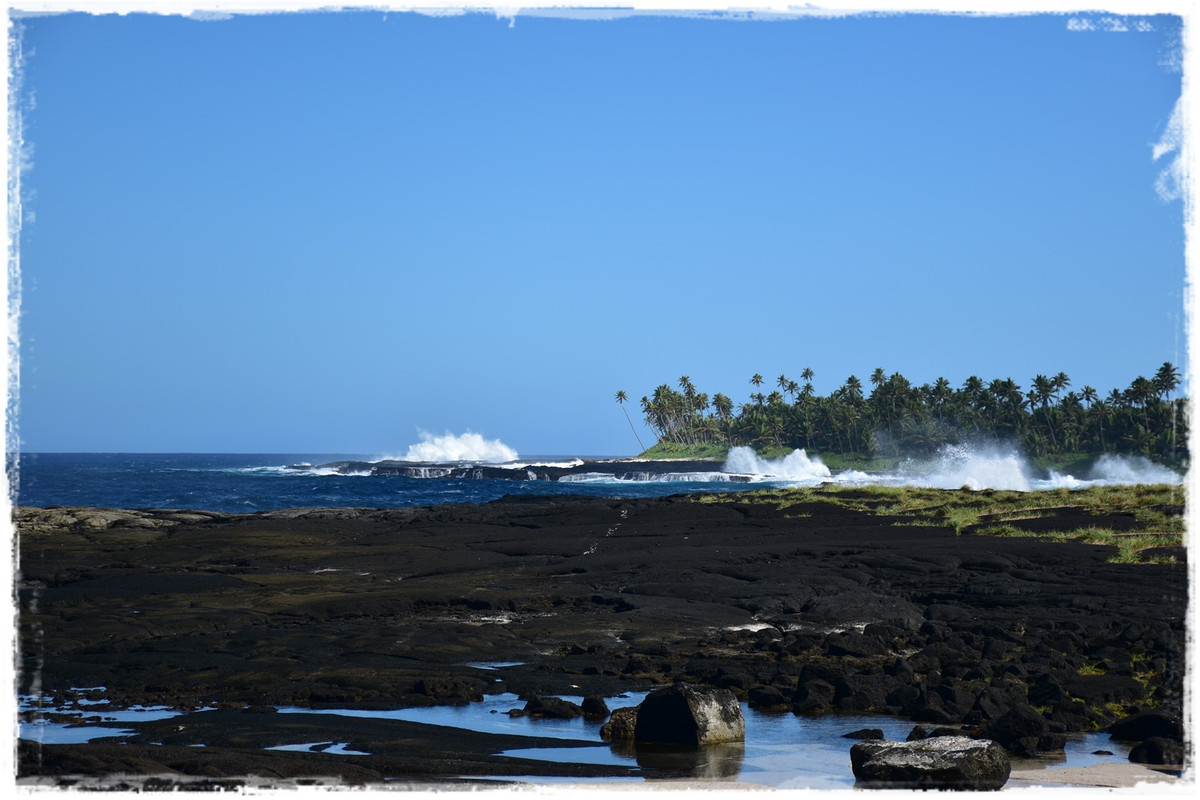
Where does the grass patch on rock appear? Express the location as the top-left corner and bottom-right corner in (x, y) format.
(693, 483), (1184, 563)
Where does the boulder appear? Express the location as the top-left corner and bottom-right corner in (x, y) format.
(978, 704), (1048, 751)
(599, 706), (638, 741)
(844, 728), (885, 740)
(634, 683), (745, 746)
(792, 679), (836, 715)
(1107, 711), (1184, 742)
(521, 695), (583, 719)
(580, 695), (610, 718)
(747, 685), (790, 712)
(1129, 737), (1185, 766)
(850, 736), (1011, 791)
(907, 725), (930, 741)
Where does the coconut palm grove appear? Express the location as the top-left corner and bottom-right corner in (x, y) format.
(620, 362), (1187, 467)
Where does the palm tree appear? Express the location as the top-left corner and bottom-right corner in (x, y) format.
(1092, 396), (1110, 452)
(713, 393), (734, 420)
(1032, 374), (1058, 448)
(751, 374), (765, 409)
(843, 375), (863, 402)
(615, 391), (646, 452)
(1154, 362), (1181, 400)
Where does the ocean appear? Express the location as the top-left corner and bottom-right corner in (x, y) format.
(8, 447), (1184, 514)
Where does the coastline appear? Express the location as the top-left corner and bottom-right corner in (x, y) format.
(15, 493), (1189, 789)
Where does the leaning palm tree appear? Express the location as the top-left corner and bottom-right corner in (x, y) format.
(615, 390), (646, 453)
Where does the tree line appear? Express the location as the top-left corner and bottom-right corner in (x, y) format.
(617, 362), (1187, 463)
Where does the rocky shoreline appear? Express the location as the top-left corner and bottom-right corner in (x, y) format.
(14, 492), (1189, 787)
(289, 456), (747, 482)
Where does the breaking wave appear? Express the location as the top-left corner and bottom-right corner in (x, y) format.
(393, 431), (518, 464)
(894, 444), (1033, 491)
(1084, 453), (1183, 486)
(722, 444), (1182, 491)
(724, 447), (832, 481)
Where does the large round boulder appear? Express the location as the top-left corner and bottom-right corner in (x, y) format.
(850, 736), (1011, 791)
(634, 683), (745, 746)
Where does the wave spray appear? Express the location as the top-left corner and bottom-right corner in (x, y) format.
(398, 431), (518, 463)
(724, 447), (832, 481)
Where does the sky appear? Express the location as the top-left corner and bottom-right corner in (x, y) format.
(5, 2), (1193, 456)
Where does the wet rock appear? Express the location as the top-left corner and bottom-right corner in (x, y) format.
(978, 704), (1050, 754)
(580, 695), (610, 719)
(600, 706), (638, 741)
(747, 685), (790, 712)
(906, 725), (929, 741)
(1107, 711), (1184, 742)
(634, 683), (745, 746)
(522, 695), (583, 719)
(906, 725), (960, 740)
(850, 736), (1010, 791)
(844, 728), (884, 740)
(1129, 737), (1184, 766)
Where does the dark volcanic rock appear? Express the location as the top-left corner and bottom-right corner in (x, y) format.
(600, 707), (638, 742)
(15, 492), (1187, 785)
(792, 679), (837, 715)
(634, 683), (745, 746)
(1129, 737), (1185, 766)
(850, 736), (1011, 791)
(522, 695), (584, 719)
(414, 677), (485, 704)
(844, 728), (885, 740)
(1107, 711), (1184, 742)
(978, 704), (1058, 757)
(747, 685), (790, 712)
(580, 695), (610, 718)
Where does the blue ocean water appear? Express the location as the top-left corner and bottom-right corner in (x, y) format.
(10, 449), (1185, 513)
(9, 453), (753, 513)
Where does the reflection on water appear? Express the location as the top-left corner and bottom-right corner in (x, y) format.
(631, 741), (746, 779)
(20, 689), (1134, 788)
(277, 691), (647, 742)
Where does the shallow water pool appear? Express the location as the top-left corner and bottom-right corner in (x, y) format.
(278, 692), (1132, 789)
(21, 690), (1132, 788)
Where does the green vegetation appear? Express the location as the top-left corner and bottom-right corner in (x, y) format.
(636, 441), (729, 460)
(691, 483), (1183, 564)
(616, 363), (1186, 467)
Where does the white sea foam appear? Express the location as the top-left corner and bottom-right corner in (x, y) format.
(559, 471), (739, 484)
(723, 446), (833, 482)
(720, 444), (1181, 491)
(1087, 453), (1183, 485)
(867, 447), (1184, 491)
(394, 431), (518, 464)
(509, 458), (585, 469)
(893, 444), (1033, 491)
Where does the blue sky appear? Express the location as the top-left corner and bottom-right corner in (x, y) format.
(9, 8), (1189, 456)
